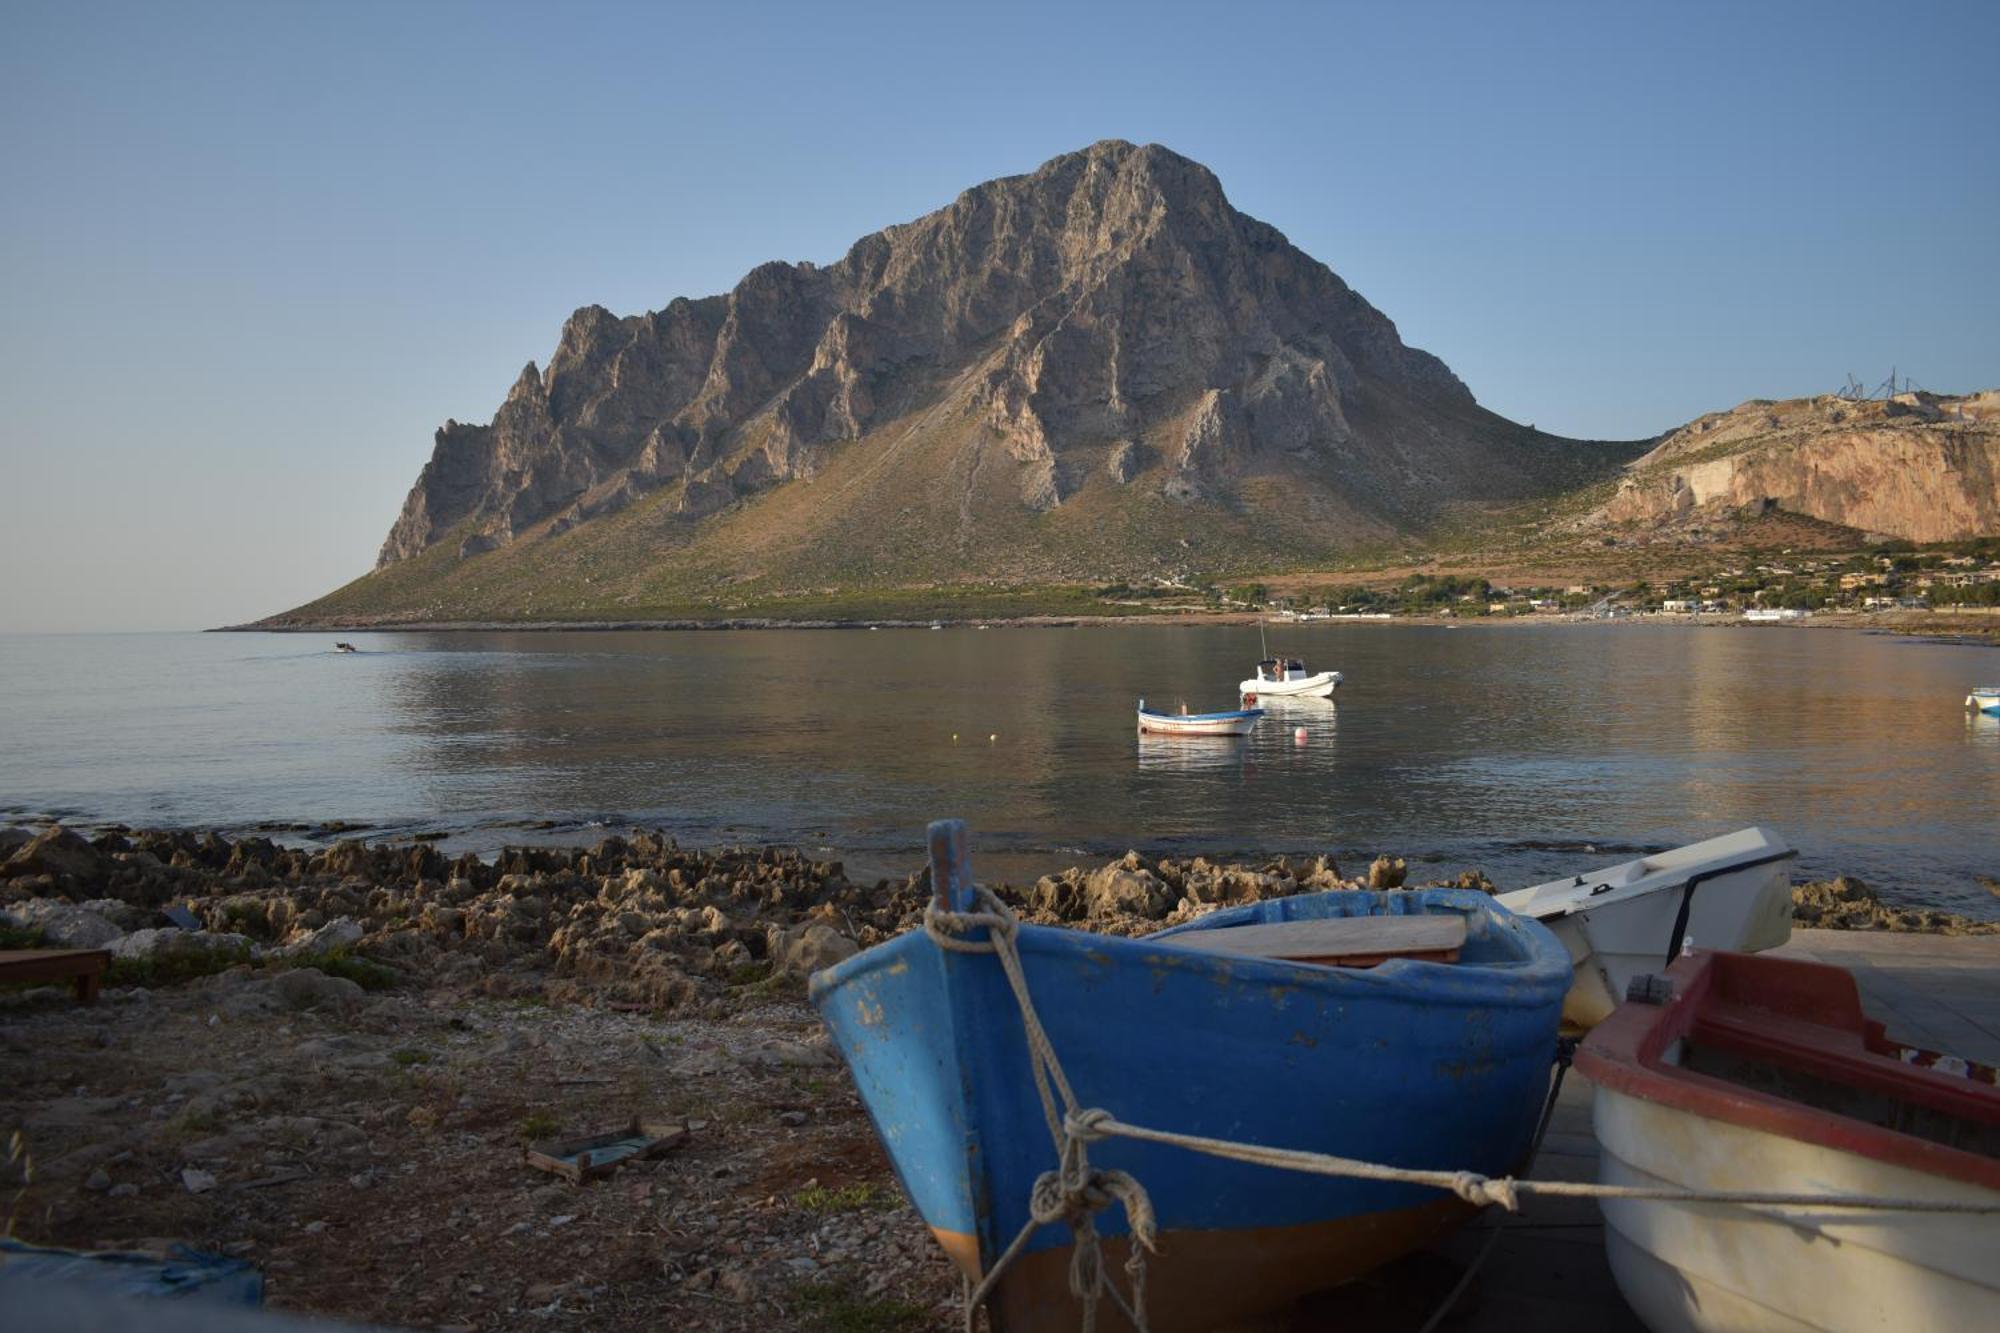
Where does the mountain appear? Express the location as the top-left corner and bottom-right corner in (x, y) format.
(1592, 391), (2000, 543)
(280, 141), (1640, 624)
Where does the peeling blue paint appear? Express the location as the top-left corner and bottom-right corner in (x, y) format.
(810, 870), (1568, 1277)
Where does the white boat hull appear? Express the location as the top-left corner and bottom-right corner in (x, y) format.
(1136, 710), (1262, 736)
(1238, 671), (1340, 699)
(1594, 1085), (2000, 1333)
(1497, 828), (1794, 1029)
(1968, 690), (2000, 714)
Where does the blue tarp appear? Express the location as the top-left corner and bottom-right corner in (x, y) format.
(0, 1238), (264, 1304)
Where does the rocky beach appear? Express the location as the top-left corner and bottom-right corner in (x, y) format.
(3, 824), (1993, 1329)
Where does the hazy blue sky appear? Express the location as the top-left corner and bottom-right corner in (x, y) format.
(3, 0), (1995, 631)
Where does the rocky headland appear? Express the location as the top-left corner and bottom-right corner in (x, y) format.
(273, 140), (1640, 628)
(1592, 390), (2000, 544)
(2, 824), (1991, 1329)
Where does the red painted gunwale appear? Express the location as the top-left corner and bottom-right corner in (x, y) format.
(1574, 950), (2000, 1193)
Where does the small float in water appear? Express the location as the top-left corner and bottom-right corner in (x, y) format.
(1135, 698), (1264, 736)
(1495, 827), (1796, 1029)
(333, 642), (358, 653)
(810, 820), (1571, 1332)
(1577, 949), (2000, 1333)
(1967, 687), (2000, 714)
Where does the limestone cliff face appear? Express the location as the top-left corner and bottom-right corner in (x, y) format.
(375, 140), (1607, 570)
(1599, 392), (2000, 542)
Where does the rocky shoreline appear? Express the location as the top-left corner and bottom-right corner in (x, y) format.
(1, 825), (1992, 1330)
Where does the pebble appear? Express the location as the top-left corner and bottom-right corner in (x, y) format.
(776, 1110), (809, 1127)
(107, 1183), (138, 1199)
(303, 1220), (329, 1234)
(83, 1168), (111, 1192)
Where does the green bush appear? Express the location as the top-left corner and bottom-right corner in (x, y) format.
(291, 949), (400, 992)
(793, 1181), (894, 1214)
(105, 942), (255, 989)
(787, 1279), (929, 1333)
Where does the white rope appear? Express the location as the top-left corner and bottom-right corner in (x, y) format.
(924, 886), (2000, 1331)
(927, 889), (1156, 1332)
(1084, 1113), (2000, 1215)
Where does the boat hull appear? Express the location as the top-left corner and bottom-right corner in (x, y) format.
(1595, 1094), (1998, 1333)
(1135, 707), (1263, 736)
(1496, 828), (1795, 1029)
(1577, 950), (2000, 1333)
(811, 889), (1570, 1332)
(1239, 671), (1340, 699)
(1968, 690), (2000, 714)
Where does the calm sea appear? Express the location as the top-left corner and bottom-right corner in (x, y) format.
(1, 625), (1995, 916)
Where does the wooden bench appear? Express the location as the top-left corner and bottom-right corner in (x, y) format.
(1157, 915), (1468, 968)
(0, 949), (113, 1003)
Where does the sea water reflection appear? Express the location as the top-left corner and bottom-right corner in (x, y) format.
(0, 625), (1994, 915)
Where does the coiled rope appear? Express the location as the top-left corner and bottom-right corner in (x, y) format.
(924, 886), (2000, 1332)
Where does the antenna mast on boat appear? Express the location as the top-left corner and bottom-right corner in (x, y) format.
(1259, 619), (1268, 659)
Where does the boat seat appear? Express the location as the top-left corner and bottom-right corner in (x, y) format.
(1155, 915), (1466, 969)
(1690, 1002), (2000, 1126)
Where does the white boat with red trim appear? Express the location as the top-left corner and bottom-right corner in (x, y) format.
(1576, 949), (2000, 1333)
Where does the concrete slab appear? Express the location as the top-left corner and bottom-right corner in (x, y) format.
(1775, 928), (2000, 1065)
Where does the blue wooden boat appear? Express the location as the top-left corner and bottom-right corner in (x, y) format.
(811, 821), (1571, 1331)
(1135, 697), (1265, 736)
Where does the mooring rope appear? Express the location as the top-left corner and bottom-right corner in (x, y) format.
(924, 886), (2000, 1332)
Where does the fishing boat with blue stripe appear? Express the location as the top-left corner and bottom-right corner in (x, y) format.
(1967, 687), (2000, 714)
(810, 820), (1571, 1331)
(1135, 697), (1264, 736)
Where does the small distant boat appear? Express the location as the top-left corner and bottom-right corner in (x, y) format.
(1577, 949), (2000, 1333)
(1967, 687), (2000, 714)
(1496, 828), (1796, 1029)
(1240, 622), (1342, 699)
(333, 642), (358, 653)
(1136, 698), (1264, 736)
(1240, 657), (1343, 699)
(812, 820), (1571, 1332)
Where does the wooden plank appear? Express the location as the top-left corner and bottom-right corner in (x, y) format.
(0, 948), (112, 1004)
(1159, 915), (1467, 965)
(524, 1120), (690, 1185)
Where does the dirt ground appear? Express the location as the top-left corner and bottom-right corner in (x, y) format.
(1, 972), (959, 1330)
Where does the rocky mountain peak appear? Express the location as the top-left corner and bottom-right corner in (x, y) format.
(366, 143), (1591, 581)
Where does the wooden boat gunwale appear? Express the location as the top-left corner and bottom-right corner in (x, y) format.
(1576, 950), (2000, 1192)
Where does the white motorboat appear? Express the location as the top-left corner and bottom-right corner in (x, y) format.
(1496, 827), (1796, 1029)
(1136, 699), (1264, 736)
(1967, 687), (2000, 714)
(1239, 657), (1342, 699)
